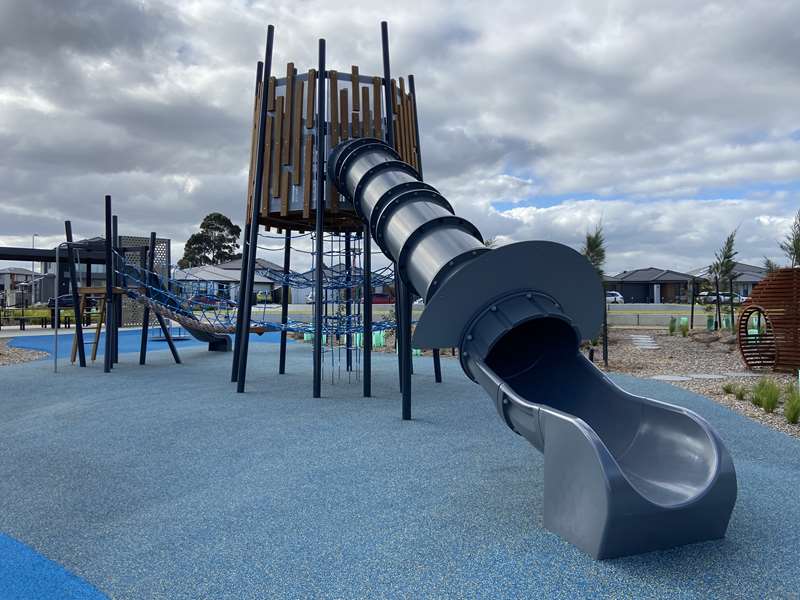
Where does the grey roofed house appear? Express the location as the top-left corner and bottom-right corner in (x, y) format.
(215, 257), (285, 273)
(606, 267), (695, 303)
(173, 264), (274, 301)
(687, 261), (766, 297)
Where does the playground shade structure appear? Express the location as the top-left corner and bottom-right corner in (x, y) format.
(329, 138), (737, 559)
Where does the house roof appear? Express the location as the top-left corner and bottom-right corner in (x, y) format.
(173, 264), (273, 284)
(687, 261), (766, 282)
(216, 257), (283, 271)
(613, 267), (694, 283)
(0, 267), (35, 276)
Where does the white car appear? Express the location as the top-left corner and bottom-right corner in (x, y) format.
(605, 291), (624, 304)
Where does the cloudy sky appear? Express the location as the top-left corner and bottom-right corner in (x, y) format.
(1, 0), (798, 274)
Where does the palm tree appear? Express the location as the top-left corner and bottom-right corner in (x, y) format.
(581, 224), (606, 278)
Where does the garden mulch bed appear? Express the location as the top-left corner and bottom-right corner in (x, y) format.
(598, 328), (798, 439)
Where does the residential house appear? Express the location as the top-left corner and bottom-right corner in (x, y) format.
(606, 267), (694, 303)
(0, 267), (35, 307)
(687, 261), (766, 298)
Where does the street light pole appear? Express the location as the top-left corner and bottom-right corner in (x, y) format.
(31, 233), (39, 306)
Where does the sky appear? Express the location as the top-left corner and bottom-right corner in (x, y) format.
(0, 0), (798, 275)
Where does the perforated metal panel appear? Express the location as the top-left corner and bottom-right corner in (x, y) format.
(119, 235), (170, 327)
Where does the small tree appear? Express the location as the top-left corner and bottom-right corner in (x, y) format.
(711, 228), (738, 282)
(483, 237), (497, 249)
(763, 257), (780, 274)
(581, 223), (606, 278)
(779, 208), (800, 267)
(178, 213), (242, 268)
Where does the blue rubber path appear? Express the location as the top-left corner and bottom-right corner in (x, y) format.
(9, 329), (284, 360)
(1, 343), (799, 598)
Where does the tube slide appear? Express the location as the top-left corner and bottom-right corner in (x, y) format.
(329, 138), (737, 559)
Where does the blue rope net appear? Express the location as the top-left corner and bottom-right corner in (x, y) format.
(111, 229), (397, 339)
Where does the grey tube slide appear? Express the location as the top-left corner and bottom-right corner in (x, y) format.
(329, 138), (737, 559)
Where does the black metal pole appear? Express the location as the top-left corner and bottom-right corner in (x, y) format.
(237, 26), (275, 393)
(400, 276), (411, 420)
(363, 223), (372, 396)
(728, 277), (735, 331)
(103, 195), (113, 373)
(394, 268), (402, 390)
(344, 232), (352, 372)
(231, 221), (250, 380)
(111, 215), (120, 363)
(232, 62), (263, 382)
(714, 276), (721, 331)
(312, 38), (326, 399)
(279, 228), (291, 374)
(381, 22), (394, 149)
(689, 277), (696, 329)
(139, 232), (155, 364)
(64, 220), (86, 367)
(602, 301), (609, 368)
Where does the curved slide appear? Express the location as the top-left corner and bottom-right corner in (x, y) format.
(329, 138), (737, 559)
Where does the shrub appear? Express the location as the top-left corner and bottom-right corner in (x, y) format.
(722, 382), (735, 395)
(680, 321), (689, 337)
(785, 383), (800, 425)
(668, 317), (677, 336)
(734, 385), (748, 403)
(753, 378), (780, 413)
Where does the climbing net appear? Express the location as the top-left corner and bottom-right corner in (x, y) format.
(109, 231), (397, 343)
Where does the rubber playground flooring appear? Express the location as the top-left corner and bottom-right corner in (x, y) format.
(1, 342), (799, 598)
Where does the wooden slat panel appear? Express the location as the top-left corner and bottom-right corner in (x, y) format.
(271, 96), (284, 198)
(259, 115), (274, 216)
(280, 169), (289, 216)
(372, 77), (382, 140)
(361, 86), (371, 137)
(292, 79), (304, 185)
(305, 69), (316, 129)
(409, 88), (420, 167)
(267, 77), (276, 111)
(281, 63), (294, 165)
(303, 133), (313, 219)
(351, 110), (360, 138)
(329, 70), (339, 146)
(398, 78), (408, 161)
(390, 78), (399, 152)
(339, 88), (349, 141)
(245, 73), (263, 222)
(405, 92), (416, 168)
(351, 65), (360, 111)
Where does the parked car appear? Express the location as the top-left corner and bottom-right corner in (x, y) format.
(696, 292), (744, 305)
(605, 291), (624, 304)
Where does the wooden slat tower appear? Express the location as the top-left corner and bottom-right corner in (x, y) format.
(737, 268), (800, 372)
(232, 22), (440, 411)
(243, 51), (421, 233)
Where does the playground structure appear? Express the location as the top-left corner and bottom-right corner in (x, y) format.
(36, 21), (739, 560)
(738, 267), (800, 372)
(225, 23), (738, 559)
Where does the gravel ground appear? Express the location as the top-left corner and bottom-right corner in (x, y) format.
(0, 338), (47, 366)
(600, 327), (798, 438)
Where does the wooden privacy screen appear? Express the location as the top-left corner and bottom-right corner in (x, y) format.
(245, 62), (421, 233)
(737, 268), (800, 372)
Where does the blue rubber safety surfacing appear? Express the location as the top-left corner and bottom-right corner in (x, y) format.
(1, 343), (800, 598)
(8, 329), (285, 360)
(0, 533), (107, 599)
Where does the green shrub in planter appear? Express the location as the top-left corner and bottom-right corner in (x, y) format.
(668, 317), (677, 336)
(753, 377), (780, 413)
(785, 383), (800, 425)
(735, 385), (748, 403)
